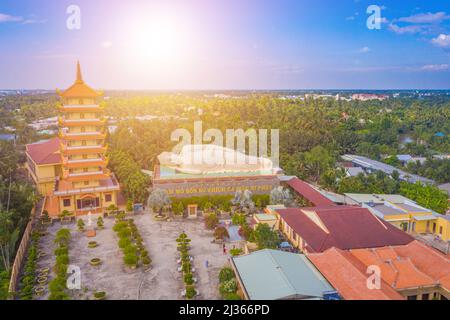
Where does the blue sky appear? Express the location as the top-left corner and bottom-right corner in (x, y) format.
(1, 0), (450, 89)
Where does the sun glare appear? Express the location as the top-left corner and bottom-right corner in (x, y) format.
(125, 14), (189, 67)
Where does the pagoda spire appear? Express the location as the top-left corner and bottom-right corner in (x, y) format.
(76, 60), (83, 83)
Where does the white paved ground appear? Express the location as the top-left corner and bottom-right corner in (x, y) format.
(34, 213), (234, 300)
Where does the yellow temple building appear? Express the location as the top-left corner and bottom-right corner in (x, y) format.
(26, 62), (123, 217)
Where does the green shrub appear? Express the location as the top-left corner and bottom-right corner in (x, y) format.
(113, 221), (128, 232)
(184, 273), (194, 285)
(219, 279), (237, 296)
(48, 290), (70, 300)
(204, 213), (219, 230)
(142, 256), (151, 266)
(224, 293), (241, 300)
(229, 248), (243, 257)
(214, 226), (229, 240)
(56, 254), (69, 266)
(231, 213), (246, 226)
(118, 237), (131, 249)
(219, 267), (234, 283)
(117, 228), (131, 239)
(54, 246), (68, 256)
(54, 228), (71, 246)
(182, 261), (192, 274)
(77, 219), (85, 231)
(97, 217), (104, 228)
(49, 276), (67, 293)
(123, 245), (137, 256)
(123, 253), (138, 267)
(185, 286), (197, 300)
(126, 199), (133, 212)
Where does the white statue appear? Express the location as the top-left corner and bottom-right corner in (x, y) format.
(158, 144), (273, 175)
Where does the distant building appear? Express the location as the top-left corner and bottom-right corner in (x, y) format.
(345, 166), (365, 177)
(29, 117), (58, 130)
(396, 154), (413, 165)
(0, 133), (16, 142)
(351, 93), (389, 101)
(341, 154), (435, 185)
(344, 193), (450, 242)
(230, 249), (336, 300)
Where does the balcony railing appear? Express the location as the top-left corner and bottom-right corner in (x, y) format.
(58, 116), (106, 127)
(62, 157), (109, 169)
(59, 131), (106, 141)
(60, 143), (108, 155)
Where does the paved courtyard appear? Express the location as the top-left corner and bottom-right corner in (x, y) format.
(35, 213), (233, 300)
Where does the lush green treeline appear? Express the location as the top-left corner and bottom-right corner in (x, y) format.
(0, 140), (38, 299)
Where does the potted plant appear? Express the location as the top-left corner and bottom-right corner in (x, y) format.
(88, 241), (98, 248)
(142, 256), (151, 268)
(90, 258), (102, 266)
(93, 291), (106, 300)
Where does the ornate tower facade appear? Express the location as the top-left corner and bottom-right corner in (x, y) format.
(53, 62), (120, 215)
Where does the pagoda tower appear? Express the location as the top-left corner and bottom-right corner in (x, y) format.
(53, 61), (121, 215)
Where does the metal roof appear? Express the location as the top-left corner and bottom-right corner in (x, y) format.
(231, 249), (334, 300)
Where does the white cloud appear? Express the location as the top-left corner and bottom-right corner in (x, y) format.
(431, 34), (450, 48)
(22, 18), (47, 25)
(358, 46), (371, 53)
(0, 13), (23, 23)
(0, 12), (46, 25)
(389, 23), (427, 35)
(399, 12), (450, 24)
(421, 64), (449, 71)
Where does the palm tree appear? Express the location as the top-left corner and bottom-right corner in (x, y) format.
(0, 211), (20, 272)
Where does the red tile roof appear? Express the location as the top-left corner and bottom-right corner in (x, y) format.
(277, 206), (413, 252)
(286, 177), (336, 206)
(308, 247), (404, 300)
(389, 241), (450, 291)
(26, 138), (61, 165)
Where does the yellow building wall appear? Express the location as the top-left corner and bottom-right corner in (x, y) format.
(66, 98), (96, 105)
(57, 190), (118, 215)
(435, 217), (450, 241)
(29, 161), (61, 196)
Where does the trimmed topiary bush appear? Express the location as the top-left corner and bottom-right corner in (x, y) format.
(224, 293), (241, 300)
(123, 253), (138, 268)
(219, 267), (235, 283)
(184, 273), (194, 285)
(219, 279), (238, 296)
(185, 286), (197, 300)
